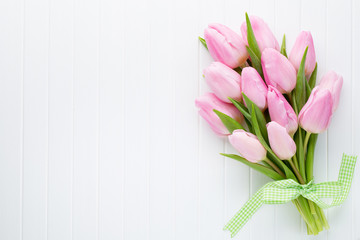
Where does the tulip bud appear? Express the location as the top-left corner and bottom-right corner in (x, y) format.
(289, 31), (316, 76)
(267, 121), (296, 160)
(204, 62), (241, 103)
(240, 15), (280, 53)
(228, 129), (266, 163)
(195, 93), (243, 136)
(318, 71), (343, 112)
(241, 67), (268, 111)
(298, 87), (333, 133)
(267, 86), (298, 135)
(262, 48), (297, 93)
(204, 23), (249, 68)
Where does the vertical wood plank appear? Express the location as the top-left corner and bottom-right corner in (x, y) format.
(172, 0), (199, 239)
(148, 0), (175, 239)
(0, 0), (23, 239)
(123, 0), (150, 239)
(98, 0), (124, 239)
(198, 0), (226, 239)
(223, 1), (251, 239)
(352, 1), (360, 239)
(326, 0), (353, 239)
(22, 0), (49, 239)
(274, 1), (302, 239)
(47, 0), (74, 239)
(73, 0), (100, 239)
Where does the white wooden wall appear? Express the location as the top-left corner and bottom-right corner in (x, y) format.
(0, 0), (359, 239)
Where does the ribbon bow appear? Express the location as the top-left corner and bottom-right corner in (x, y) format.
(224, 154), (357, 237)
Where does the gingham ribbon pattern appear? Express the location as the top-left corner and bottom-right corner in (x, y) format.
(224, 154), (357, 238)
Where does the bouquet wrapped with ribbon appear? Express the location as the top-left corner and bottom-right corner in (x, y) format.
(196, 13), (357, 237)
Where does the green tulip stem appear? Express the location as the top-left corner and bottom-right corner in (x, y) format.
(304, 132), (311, 154)
(293, 154), (299, 170)
(297, 196), (319, 234)
(287, 158), (305, 184)
(304, 131), (311, 155)
(298, 129), (307, 183)
(264, 157), (286, 178)
(306, 134), (318, 182)
(316, 206), (330, 230)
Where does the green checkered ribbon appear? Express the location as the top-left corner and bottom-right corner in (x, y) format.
(224, 154), (357, 238)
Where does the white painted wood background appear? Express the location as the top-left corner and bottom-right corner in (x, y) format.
(0, 0), (359, 239)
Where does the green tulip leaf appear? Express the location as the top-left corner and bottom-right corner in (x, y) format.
(308, 63), (318, 89)
(280, 34), (288, 57)
(228, 97), (254, 133)
(243, 93), (268, 142)
(245, 12), (261, 59)
(198, 36), (208, 50)
(221, 153), (284, 180)
(246, 46), (263, 77)
(244, 117), (254, 134)
(305, 80), (312, 100)
(228, 98), (251, 121)
(295, 47), (308, 111)
(213, 109), (244, 133)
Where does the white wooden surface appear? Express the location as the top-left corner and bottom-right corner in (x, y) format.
(0, 0), (359, 239)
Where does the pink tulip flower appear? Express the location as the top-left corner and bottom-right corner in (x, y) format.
(267, 86), (298, 135)
(267, 121), (296, 160)
(240, 15), (280, 53)
(195, 93), (243, 136)
(262, 48), (297, 93)
(204, 62), (242, 103)
(204, 23), (249, 68)
(241, 67), (268, 111)
(228, 129), (266, 163)
(298, 87), (333, 133)
(289, 31), (316, 76)
(318, 71), (343, 112)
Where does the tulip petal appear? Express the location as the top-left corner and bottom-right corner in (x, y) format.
(267, 121), (296, 160)
(298, 87), (333, 133)
(228, 129), (267, 163)
(289, 31), (316, 76)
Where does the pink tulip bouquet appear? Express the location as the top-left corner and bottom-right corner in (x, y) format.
(196, 13), (357, 236)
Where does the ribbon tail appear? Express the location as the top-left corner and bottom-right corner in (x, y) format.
(302, 154), (357, 209)
(223, 187), (264, 237)
(333, 154), (357, 205)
